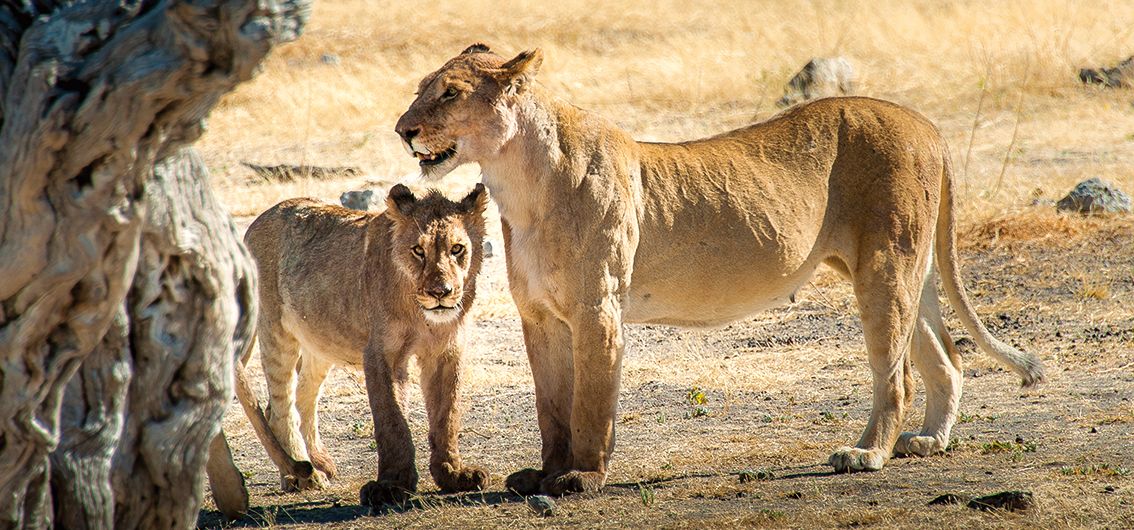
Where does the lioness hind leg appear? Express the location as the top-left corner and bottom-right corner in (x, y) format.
(296, 354), (336, 482)
(895, 271), (962, 457)
(830, 251), (923, 473)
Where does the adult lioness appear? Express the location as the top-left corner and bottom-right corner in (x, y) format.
(395, 44), (1045, 496)
(241, 184), (489, 504)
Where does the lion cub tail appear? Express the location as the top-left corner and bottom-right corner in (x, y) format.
(934, 156), (1046, 387)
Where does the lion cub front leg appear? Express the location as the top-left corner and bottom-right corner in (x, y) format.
(359, 343), (418, 509)
(419, 343), (488, 493)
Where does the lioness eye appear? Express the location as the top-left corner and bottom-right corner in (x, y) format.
(440, 86), (458, 101)
(450, 244), (465, 256)
(412, 245), (425, 258)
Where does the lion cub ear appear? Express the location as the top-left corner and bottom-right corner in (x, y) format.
(385, 184), (417, 220)
(459, 183), (488, 218)
(494, 48), (543, 96)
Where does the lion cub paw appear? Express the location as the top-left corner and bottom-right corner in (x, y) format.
(894, 433), (947, 457)
(279, 463), (327, 493)
(359, 480), (414, 509)
(541, 470), (606, 496)
(309, 450), (339, 480)
(505, 468), (546, 496)
(828, 446), (886, 473)
(433, 463), (489, 493)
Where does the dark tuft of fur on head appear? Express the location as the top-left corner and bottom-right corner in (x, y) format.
(462, 43), (492, 55)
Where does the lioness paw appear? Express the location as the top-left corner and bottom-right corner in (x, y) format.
(541, 470), (606, 496)
(505, 468), (545, 496)
(433, 463), (489, 493)
(894, 433), (947, 457)
(828, 446), (886, 473)
(359, 480), (414, 509)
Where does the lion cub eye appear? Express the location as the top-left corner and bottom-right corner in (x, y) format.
(440, 86), (459, 101)
(411, 245), (425, 258)
(450, 244), (465, 256)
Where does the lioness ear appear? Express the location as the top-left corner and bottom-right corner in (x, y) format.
(459, 183), (488, 217)
(494, 48), (543, 95)
(461, 42), (492, 55)
(386, 184), (417, 219)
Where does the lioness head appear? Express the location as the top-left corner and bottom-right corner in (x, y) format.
(395, 43), (543, 178)
(385, 183), (488, 324)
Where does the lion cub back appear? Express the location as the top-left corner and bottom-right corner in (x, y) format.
(245, 198), (389, 366)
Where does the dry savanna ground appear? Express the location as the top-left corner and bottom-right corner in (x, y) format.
(196, 1), (1134, 528)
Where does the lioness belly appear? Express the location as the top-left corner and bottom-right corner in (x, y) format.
(622, 257), (820, 328)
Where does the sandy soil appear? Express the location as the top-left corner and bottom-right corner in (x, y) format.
(196, 208), (1133, 529)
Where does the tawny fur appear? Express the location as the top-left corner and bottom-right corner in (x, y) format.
(239, 184), (490, 504)
(394, 44), (1045, 496)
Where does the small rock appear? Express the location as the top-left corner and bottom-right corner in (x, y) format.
(1104, 485), (1117, 494)
(340, 190), (377, 211)
(954, 337), (976, 353)
(321, 53), (341, 65)
(1056, 178), (1131, 215)
(526, 495), (556, 517)
(967, 490), (1035, 512)
(777, 57), (856, 108)
(1079, 56), (1134, 88)
(928, 493), (970, 506)
(738, 469), (774, 483)
(483, 239), (496, 258)
(1090, 426), (1099, 434)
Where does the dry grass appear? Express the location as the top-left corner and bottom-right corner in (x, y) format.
(197, 1), (1134, 528)
(203, 0), (1134, 219)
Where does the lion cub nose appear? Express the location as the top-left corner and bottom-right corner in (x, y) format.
(427, 284), (453, 299)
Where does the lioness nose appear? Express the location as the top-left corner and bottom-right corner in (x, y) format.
(427, 284), (453, 299)
(397, 125), (421, 144)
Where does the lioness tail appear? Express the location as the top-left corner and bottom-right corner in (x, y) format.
(934, 154), (1045, 387)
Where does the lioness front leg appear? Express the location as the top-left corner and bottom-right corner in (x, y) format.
(540, 302), (624, 496)
(504, 309), (575, 495)
(419, 343), (488, 493)
(359, 344), (418, 508)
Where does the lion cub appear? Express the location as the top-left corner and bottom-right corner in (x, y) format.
(240, 183), (489, 503)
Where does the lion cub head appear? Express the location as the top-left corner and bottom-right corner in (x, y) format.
(394, 43), (543, 179)
(385, 183), (488, 324)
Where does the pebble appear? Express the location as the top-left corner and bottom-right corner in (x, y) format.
(526, 495), (556, 517)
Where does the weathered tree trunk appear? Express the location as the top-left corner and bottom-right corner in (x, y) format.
(49, 310), (132, 530)
(0, 1), (308, 528)
(109, 148), (259, 529)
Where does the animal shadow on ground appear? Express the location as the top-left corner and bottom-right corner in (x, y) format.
(196, 463), (838, 527)
(196, 490), (523, 528)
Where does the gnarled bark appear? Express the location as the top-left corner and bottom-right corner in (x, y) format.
(109, 148), (259, 529)
(0, 1), (308, 528)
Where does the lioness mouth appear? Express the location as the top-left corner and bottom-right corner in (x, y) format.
(416, 145), (456, 167)
(425, 305), (456, 312)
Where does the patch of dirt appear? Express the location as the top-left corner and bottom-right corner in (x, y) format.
(199, 213), (1134, 529)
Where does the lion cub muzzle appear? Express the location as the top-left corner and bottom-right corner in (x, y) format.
(417, 278), (463, 324)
